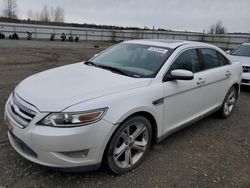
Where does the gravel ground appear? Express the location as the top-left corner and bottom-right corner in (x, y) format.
(0, 40), (249, 188)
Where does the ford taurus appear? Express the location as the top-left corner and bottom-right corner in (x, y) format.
(4, 39), (242, 174)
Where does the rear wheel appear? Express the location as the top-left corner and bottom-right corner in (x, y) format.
(220, 86), (237, 118)
(107, 116), (152, 174)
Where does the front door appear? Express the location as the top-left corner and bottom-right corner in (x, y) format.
(162, 48), (205, 134)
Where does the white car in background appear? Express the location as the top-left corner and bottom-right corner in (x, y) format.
(229, 43), (250, 86)
(4, 39), (242, 174)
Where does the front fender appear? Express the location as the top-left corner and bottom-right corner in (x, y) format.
(64, 82), (165, 138)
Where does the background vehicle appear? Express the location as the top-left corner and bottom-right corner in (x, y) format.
(61, 33), (66, 41)
(75, 35), (79, 42)
(50, 33), (55, 41)
(0, 32), (5, 39)
(26, 32), (32, 40)
(68, 34), (74, 42)
(228, 43), (250, 86)
(9, 33), (19, 40)
(4, 40), (242, 174)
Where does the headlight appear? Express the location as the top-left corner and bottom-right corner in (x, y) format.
(38, 108), (108, 127)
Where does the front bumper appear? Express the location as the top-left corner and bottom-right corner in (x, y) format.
(241, 72), (250, 86)
(4, 95), (116, 169)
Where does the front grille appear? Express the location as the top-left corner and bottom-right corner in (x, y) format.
(243, 66), (250, 73)
(9, 131), (37, 158)
(242, 79), (250, 84)
(7, 94), (37, 128)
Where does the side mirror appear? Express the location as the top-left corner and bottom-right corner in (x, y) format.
(163, 69), (194, 82)
(226, 50), (231, 54)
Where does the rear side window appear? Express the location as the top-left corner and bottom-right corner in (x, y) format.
(200, 49), (220, 70)
(170, 49), (202, 73)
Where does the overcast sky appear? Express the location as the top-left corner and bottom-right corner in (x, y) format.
(1, 0), (250, 33)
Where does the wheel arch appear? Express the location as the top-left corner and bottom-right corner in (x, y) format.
(102, 110), (159, 166)
(232, 83), (240, 98)
(123, 111), (158, 144)
(111, 110), (159, 145)
(221, 83), (240, 104)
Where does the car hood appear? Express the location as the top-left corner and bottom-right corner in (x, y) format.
(15, 62), (151, 112)
(230, 55), (250, 66)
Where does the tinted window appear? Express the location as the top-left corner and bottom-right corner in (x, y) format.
(170, 49), (201, 73)
(201, 49), (220, 69)
(231, 45), (250, 57)
(217, 52), (230, 66)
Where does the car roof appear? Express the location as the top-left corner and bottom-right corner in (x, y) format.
(242, 42), (250, 46)
(124, 39), (207, 49)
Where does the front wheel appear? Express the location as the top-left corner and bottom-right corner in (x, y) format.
(219, 86), (238, 118)
(107, 116), (152, 174)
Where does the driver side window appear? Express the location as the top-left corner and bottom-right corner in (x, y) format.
(169, 49), (201, 73)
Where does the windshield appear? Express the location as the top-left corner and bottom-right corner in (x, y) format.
(231, 45), (250, 57)
(90, 43), (173, 78)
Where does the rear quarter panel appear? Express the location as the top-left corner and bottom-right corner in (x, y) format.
(229, 61), (242, 93)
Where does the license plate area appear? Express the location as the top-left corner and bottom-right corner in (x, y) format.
(8, 130), (38, 158)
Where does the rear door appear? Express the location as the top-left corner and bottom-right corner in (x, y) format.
(197, 48), (232, 111)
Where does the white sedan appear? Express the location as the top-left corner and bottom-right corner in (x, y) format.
(228, 43), (250, 86)
(4, 39), (242, 174)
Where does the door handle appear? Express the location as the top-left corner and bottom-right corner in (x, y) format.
(197, 78), (206, 85)
(226, 70), (231, 77)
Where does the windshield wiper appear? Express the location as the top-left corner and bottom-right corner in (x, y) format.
(84, 61), (96, 66)
(84, 61), (140, 78)
(98, 65), (140, 77)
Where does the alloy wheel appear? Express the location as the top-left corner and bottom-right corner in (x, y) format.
(224, 88), (237, 116)
(113, 122), (149, 169)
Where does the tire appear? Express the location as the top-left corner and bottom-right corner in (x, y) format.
(107, 116), (152, 174)
(219, 86), (237, 118)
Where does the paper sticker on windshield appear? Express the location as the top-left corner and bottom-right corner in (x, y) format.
(148, 47), (168, 54)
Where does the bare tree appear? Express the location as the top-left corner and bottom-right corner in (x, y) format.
(25, 5), (65, 23)
(209, 21), (227, 34)
(2, 0), (18, 19)
(27, 9), (34, 20)
(39, 5), (50, 22)
(35, 10), (39, 21)
(50, 7), (54, 21)
(54, 6), (64, 23)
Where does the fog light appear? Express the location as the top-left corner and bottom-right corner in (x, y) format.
(60, 149), (89, 159)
